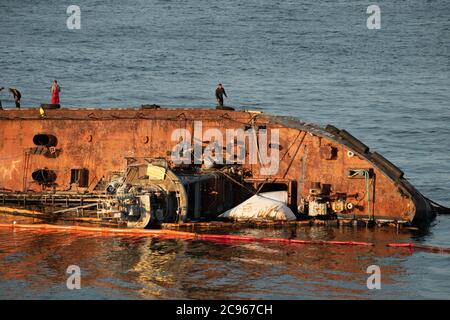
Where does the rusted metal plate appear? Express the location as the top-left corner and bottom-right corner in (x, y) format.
(0, 107), (433, 226)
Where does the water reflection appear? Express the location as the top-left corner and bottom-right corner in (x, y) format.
(1, 223), (440, 299)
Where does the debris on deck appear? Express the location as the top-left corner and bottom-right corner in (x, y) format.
(219, 191), (296, 221)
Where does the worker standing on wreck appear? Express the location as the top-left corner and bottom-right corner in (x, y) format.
(0, 87), (4, 109)
(51, 80), (61, 104)
(9, 88), (21, 108)
(215, 83), (227, 108)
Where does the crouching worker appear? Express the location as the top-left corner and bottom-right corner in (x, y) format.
(9, 88), (21, 108)
(0, 87), (4, 109)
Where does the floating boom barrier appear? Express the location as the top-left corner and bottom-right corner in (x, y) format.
(0, 222), (450, 254)
(0, 222), (373, 246)
(387, 243), (450, 254)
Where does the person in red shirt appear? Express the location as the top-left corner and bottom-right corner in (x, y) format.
(51, 80), (61, 104)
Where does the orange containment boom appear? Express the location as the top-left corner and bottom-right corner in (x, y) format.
(0, 222), (374, 246)
(2, 223), (450, 254)
(387, 243), (450, 254)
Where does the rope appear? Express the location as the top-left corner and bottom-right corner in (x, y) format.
(350, 169), (373, 220)
(255, 130), (307, 195)
(219, 169), (255, 195)
(423, 196), (450, 215)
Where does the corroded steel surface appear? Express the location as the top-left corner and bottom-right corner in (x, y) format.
(0, 107), (433, 225)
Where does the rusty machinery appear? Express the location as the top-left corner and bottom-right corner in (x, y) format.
(98, 159), (239, 228)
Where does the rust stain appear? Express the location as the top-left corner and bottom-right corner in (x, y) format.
(0, 107), (434, 227)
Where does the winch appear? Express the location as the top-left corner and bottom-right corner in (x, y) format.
(97, 159), (238, 228)
(303, 182), (356, 218)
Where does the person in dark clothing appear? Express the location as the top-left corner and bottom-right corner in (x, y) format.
(215, 83), (227, 108)
(0, 87), (4, 109)
(9, 88), (21, 108)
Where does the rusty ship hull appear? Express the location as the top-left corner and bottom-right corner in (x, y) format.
(0, 107), (436, 228)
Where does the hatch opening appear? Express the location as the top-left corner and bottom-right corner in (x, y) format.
(32, 169), (57, 184)
(33, 134), (58, 147)
(70, 169), (89, 187)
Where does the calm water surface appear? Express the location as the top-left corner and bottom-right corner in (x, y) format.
(0, 0), (449, 299)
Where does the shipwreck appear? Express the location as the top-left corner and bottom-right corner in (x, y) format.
(0, 105), (446, 229)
